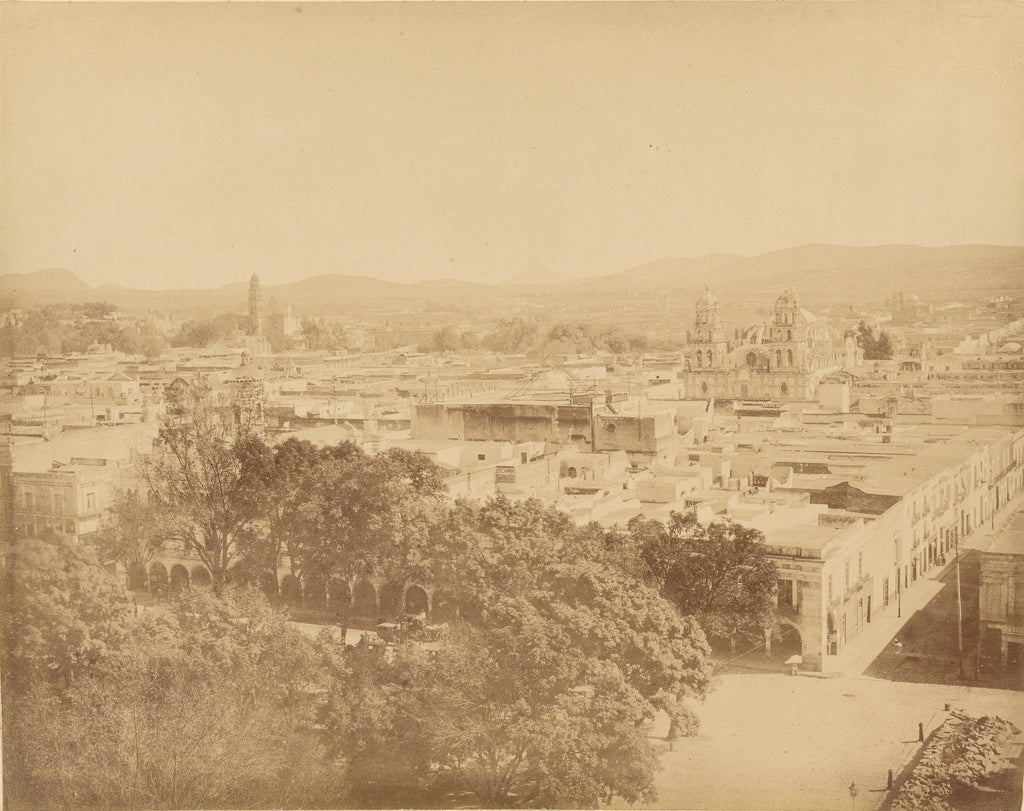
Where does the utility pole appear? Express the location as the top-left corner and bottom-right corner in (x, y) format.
(955, 529), (965, 679)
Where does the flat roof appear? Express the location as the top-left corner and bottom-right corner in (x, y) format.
(987, 508), (1024, 556)
(758, 521), (845, 554)
(697, 424), (1017, 497)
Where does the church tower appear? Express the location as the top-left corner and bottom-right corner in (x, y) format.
(248, 273), (264, 337)
(771, 288), (808, 370)
(692, 286), (728, 369)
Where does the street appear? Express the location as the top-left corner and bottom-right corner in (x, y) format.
(619, 673), (1024, 811)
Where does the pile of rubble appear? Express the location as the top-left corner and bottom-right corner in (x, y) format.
(889, 709), (1020, 810)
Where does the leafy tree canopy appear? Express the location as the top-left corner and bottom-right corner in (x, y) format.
(626, 511), (779, 648)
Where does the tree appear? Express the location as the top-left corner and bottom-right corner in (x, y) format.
(140, 382), (267, 590)
(431, 325), (462, 354)
(235, 439), (446, 625)
(232, 436), (324, 589)
(627, 511), (778, 651)
(3, 586), (345, 810)
(91, 489), (166, 577)
(330, 618), (662, 808)
(3, 532), (134, 687)
(482, 317), (540, 353)
(413, 497), (713, 744)
(170, 314), (240, 348)
(856, 320), (895, 360)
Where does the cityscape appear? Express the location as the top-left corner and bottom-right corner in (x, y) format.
(2, 3), (1024, 810)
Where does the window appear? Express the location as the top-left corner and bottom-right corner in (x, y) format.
(696, 350), (703, 368)
(777, 579), (795, 609)
(858, 552), (863, 580)
(707, 351), (713, 367)
(844, 561), (850, 593)
(477, 454), (486, 461)
(787, 329), (793, 342)
(828, 575), (834, 603)
(787, 349), (793, 366)
(776, 350), (782, 367)
(23, 491), (33, 511)
(882, 577), (890, 608)
(85, 492), (96, 511)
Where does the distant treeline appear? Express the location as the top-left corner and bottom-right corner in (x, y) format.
(425, 318), (679, 356)
(2, 303), (167, 358)
(854, 321), (895, 360)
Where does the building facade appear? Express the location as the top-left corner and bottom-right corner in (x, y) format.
(680, 287), (852, 401)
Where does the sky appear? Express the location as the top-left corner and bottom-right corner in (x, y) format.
(2, 1), (1023, 290)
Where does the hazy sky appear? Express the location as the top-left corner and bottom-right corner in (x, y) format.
(2, 2), (1023, 290)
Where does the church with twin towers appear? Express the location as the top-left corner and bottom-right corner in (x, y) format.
(678, 286), (857, 401)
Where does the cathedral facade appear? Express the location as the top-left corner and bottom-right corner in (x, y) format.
(679, 287), (854, 401)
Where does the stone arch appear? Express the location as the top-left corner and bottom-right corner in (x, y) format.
(328, 578), (352, 616)
(696, 350), (703, 368)
(776, 349), (782, 367)
(259, 571), (280, 603)
(191, 566), (212, 589)
(170, 564), (190, 591)
(404, 584), (429, 617)
(280, 574), (303, 608)
(379, 581), (404, 622)
(352, 578), (378, 620)
(149, 562), (168, 592)
(304, 574), (327, 613)
(707, 350), (713, 367)
(775, 619), (803, 657)
(567, 466), (578, 479)
(127, 562), (148, 591)
(787, 349), (793, 367)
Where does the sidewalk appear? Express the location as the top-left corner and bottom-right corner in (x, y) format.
(826, 489), (1024, 678)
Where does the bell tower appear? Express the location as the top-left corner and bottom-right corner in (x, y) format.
(772, 288), (808, 369)
(692, 286), (728, 369)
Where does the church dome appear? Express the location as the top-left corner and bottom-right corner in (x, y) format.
(697, 285), (719, 307)
(775, 287), (799, 307)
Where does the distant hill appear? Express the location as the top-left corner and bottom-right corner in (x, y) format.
(2, 244), (1021, 315)
(0, 270), (495, 316)
(0, 268), (92, 305)
(586, 244), (1024, 307)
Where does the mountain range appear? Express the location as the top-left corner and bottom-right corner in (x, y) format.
(2, 244), (1021, 317)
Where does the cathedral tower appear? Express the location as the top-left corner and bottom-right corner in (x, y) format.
(692, 286), (728, 369)
(770, 288), (808, 370)
(248, 273), (264, 337)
